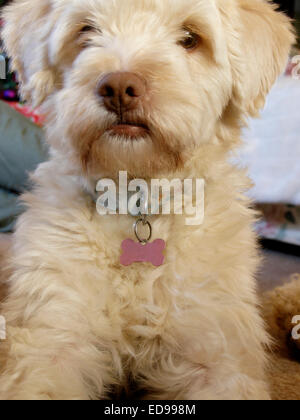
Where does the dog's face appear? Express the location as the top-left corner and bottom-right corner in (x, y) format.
(49, 0), (233, 179)
(2, 0), (293, 179)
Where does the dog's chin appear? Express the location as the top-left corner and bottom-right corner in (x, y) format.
(81, 132), (182, 179)
(70, 117), (184, 179)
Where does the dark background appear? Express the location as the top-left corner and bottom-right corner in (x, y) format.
(275, 0), (297, 17)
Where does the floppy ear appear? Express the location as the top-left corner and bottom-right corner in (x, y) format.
(231, 0), (295, 117)
(1, 0), (56, 106)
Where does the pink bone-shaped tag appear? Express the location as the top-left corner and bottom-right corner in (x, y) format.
(120, 239), (166, 267)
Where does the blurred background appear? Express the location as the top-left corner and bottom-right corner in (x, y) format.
(0, 0), (299, 289)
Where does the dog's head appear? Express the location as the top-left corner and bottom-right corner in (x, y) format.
(2, 0), (294, 179)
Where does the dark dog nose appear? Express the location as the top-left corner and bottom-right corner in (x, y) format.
(97, 72), (146, 114)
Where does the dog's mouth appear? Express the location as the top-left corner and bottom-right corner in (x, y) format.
(106, 121), (150, 139)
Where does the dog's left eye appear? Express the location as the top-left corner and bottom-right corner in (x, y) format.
(80, 25), (95, 34)
(178, 29), (201, 51)
(78, 24), (101, 48)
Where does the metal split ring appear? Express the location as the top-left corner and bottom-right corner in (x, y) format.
(134, 217), (152, 244)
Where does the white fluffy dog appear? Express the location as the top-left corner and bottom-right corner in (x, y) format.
(0, 0), (294, 400)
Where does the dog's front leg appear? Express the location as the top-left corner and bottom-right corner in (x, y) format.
(0, 323), (116, 400)
(139, 313), (270, 401)
(183, 366), (271, 401)
(0, 277), (116, 400)
(0, 323), (114, 400)
(142, 353), (270, 401)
